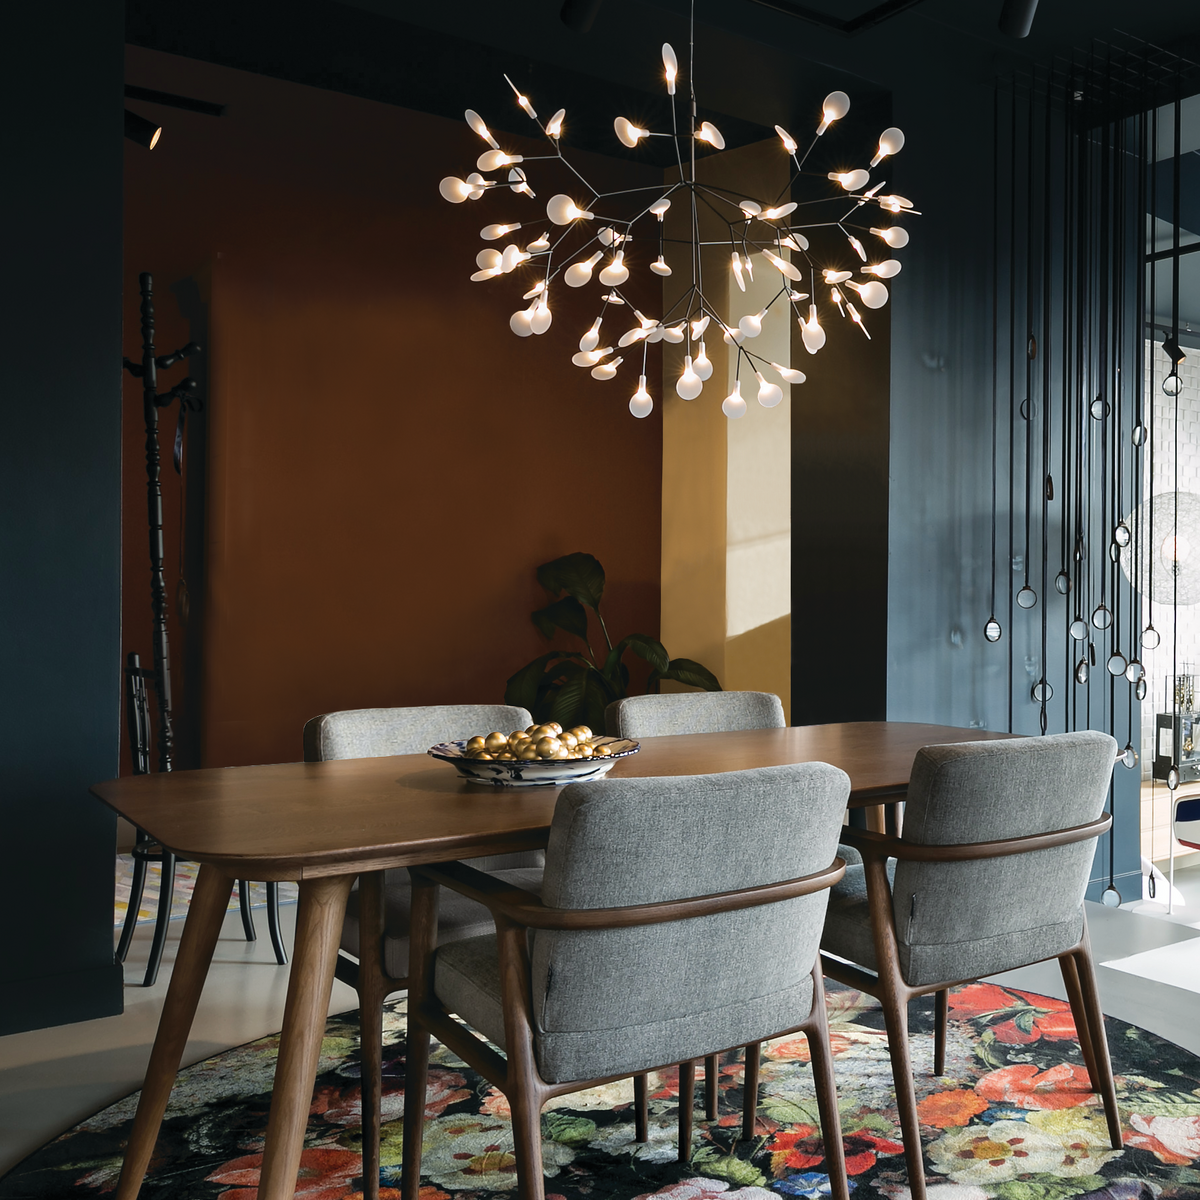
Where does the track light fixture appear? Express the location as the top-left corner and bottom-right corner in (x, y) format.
(124, 110), (162, 150)
(998, 0), (1039, 38)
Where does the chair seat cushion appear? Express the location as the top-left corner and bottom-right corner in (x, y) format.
(341, 863), (544, 981)
(434, 932), (815, 1085)
(821, 862), (1084, 989)
(1177, 797), (1200, 850)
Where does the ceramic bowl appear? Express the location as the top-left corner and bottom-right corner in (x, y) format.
(428, 737), (639, 787)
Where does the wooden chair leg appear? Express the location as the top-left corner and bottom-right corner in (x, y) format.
(116, 851), (148, 963)
(1058, 951), (1099, 1090)
(238, 879), (258, 942)
(357, 873), (387, 1200)
(142, 850), (177, 988)
(266, 882), (289, 965)
(508, 1072), (547, 1200)
(1070, 938), (1122, 1149)
(704, 1053), (719, 1120)
(878, 981), (926, 1200)
(933, 989), (948, 1077)
(257, 874), (355, 1200)
(401, 1015), (432, 1200)
(741, 1042), (761, 1140)
(677, 1060), (695, 1162)
(633, 1073), (649, 1143)
(115, 865), (234, 1199)
(805, 969), (848, 1200)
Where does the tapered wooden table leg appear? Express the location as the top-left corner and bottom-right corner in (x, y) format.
(257, 874), (355, 1200)
(116, 864), (234, 1200)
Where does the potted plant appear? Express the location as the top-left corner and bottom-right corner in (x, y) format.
(504, 552), (721, 732)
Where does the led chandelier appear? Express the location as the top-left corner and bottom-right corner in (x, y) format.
(439, 32), (915, 419)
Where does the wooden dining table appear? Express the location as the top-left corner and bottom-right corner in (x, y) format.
(92, 720), (1014, 1200)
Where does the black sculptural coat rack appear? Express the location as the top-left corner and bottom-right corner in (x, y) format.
(121, 272), (201, 774)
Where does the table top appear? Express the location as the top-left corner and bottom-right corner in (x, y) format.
(92, 721), (1015, 881)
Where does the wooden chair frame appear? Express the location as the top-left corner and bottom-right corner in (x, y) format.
(820, 813), (1121, 1200)
(401, 858), (851, 1200)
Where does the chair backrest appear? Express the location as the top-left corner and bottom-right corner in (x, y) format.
(892, 730), (1117, 986)
(302, 703), (534, 762)
(528, 763), (849, 1081)
(604, 691), (785, 738)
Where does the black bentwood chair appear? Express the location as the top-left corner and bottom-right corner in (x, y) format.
(819, 731), (1122, 1200)
(116, 653), (286, 987)
(401, 763), (853, 1200)
(302, 703), (544, 1200)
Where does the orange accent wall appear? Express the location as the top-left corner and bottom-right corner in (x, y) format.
(123, 47), (663, 768)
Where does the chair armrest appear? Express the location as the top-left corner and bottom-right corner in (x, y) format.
(411, 857), (846, 931)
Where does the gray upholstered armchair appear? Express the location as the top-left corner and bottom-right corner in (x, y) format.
(302, 703), (543, 1200)
(819, 730), (1121, 1200)
(401, 764), (853, 1200)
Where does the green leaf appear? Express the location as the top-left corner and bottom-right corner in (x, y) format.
(617, 633), (670, 674)
(694, 1154), (765, 1188)
(552, 667), (614, 732)
(993, 1175), (1105, 1200)
(537, 552), (606, 612)
(1012, 1008), (1037, 1035)
(531, 595), (590, 642)
(504, 651), (586, 713)
(660, 657), (723, 691)
(542, 1113), (596, 1146)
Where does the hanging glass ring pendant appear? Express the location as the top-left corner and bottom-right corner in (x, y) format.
(1090, 396), (1109, 420)
(1054, 570), (1071, 595)
(1121, 743), (1139, 769)
(1091, 604), (1112, 629)
(1031, 678), (1053, 703)
(1132, 422), (1146, 447)
(1101, 884), (1122, 907)
(1125, 658), (1144, 684)
(1019, 397), (1035, 421)
(1143, 624), (1161, 650)
(1136, 677), (1148, 701)
(1108, 542), (1122, 563)
(984, 616), (1002, 643)
(1167, 765), (1180, 791)
(1113, 523), (1131, 548)
(1074, 658), (1089, 684)
(1016, 585), (1037, 609)
(1106, 651), (1128, 676)
(1069, 617), (1088, 641)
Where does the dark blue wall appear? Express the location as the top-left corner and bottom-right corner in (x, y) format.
(0, 0), (125, 1033)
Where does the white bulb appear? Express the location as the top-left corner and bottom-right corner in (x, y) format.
(661, 323), (686, 343)
(870, 126), (905, 168)
(547, 194), (594, 225)
(650, 255), (672, 276)
(691, 315), (710, 338)
(864, 258), (902, 279)
(676, 356), (704, 400)
(871, 226), (909, 248)
(565, 252), (604, 288)
(530, 298), (552, 335)
(847, 301), (871, 337)
(829, 169), (870, 192)
(739, 200), (763, 217)
(757, 373), (784, 408)
(465, 173), (488, 200)
(500, 244), (529, 273)
(618, 325), (650, 348)
(507, 167), (533, 197)
(722, 381), (746, 419)
(478, 149), (521, 172)
(848, 280), (888, 309)
(693, 342), (713, 380)
(481, 223), (519, 241)
(476, 249), (502, 270)
(522, 281), (545, 300)
(591, 355), (622, 380)
(572, 346), (611, 367)
(510, 307), (534, 337)
(630, 374), (654, 417)
(615, 117), (648, 148)
(878, 193), (914, 211)
(823, 269), (852, 284)
(781, 233), (809, 252)
(762, 202), (797, 220)
(579, 318), (602, 352)
(649, 197), (671, 218)
(817, 91), (850, 135)
(465, 109), (498, 148)
(662, 43), (678, 94)
(527, 233), (551, 252)
(771, 362), (806, 385)
(696, 121), (725, 149)
(722, 325), (745, 345)
(739, 310), (765, 339)
(546, 108), (566, 139)
(645, 324), (665, 344)
(774, 124), (797, 154)
(801, 306), (826, 354)
(847, 235), (867, 261)
(731, 252), (746, 292)
(599, 250), (629, 286)
(439, 176), (471, 203)
(470, 268), (501, 282)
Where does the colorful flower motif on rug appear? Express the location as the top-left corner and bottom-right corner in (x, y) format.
(2, 982), (1199, 1200)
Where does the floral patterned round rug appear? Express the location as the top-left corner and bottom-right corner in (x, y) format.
(2, 982), (1199, 1200)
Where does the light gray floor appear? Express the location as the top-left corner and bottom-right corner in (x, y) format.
(2, 872), (1200, 1179)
